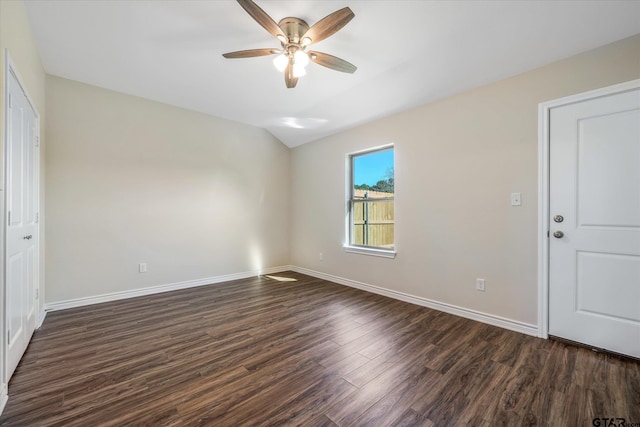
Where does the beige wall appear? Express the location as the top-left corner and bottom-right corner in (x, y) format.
(290, 35), (640, 327)
(45, 76), (290, 303)
(0, 0), (47, 390)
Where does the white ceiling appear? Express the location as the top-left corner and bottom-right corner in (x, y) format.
(24, 1), (640, 147)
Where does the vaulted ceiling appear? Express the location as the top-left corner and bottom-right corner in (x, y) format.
(24, 1), (640, 147)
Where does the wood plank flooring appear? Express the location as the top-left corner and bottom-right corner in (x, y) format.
(1, 271), (638, 426)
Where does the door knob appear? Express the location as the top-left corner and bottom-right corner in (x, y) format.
(553, 231), (564, 238)
(23, 235), (32, 240)
(553, 215), (564, 223)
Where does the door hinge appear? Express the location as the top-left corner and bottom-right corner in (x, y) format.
(8, 93), (12, 109)
(35, 135), (39, 147)
(35, 288), (39, 299)
(35, 212), (39, 223)
(7, 331), (10, 344)
(7, 211), (11, 225)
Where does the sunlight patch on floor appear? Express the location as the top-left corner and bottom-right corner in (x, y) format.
(265, 275), (298, 282)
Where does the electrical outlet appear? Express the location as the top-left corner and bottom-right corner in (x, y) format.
(476, 278), (486, 292)
(511, 192), (522, 206)
(139, 263), (147, 273)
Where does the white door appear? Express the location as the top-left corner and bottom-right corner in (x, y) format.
(549, 85), (640, 358)
(5, 68), (39, 380)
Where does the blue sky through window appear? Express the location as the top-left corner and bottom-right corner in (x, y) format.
(354, 149), (394, 186)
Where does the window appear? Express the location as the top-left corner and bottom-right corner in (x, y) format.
(346, 145), (395, 257)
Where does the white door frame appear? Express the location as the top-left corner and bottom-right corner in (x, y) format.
(3, 50), (41, 387)
(537, 78), (640, 339)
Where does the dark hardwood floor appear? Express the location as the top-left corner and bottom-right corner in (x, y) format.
(1, 271), (638, 426)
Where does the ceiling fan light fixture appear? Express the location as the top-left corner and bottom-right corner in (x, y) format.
(293, 50), (309, 67)
(301, 36), (312, 47)
(273, 53), (289, 72)
(276, 34), (288, 44)
(293, 63), (307, 78)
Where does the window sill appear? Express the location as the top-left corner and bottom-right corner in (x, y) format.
(343, 245), (396, 259)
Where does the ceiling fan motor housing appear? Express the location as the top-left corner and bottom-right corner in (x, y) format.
(278, 17), (310, 44)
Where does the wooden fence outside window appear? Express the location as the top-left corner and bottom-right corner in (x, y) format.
(352, 189), (394, 248)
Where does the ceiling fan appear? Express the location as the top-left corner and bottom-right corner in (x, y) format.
(222, 0), (357, 88)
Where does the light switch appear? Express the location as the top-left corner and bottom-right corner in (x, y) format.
(511, 192), (522, 206)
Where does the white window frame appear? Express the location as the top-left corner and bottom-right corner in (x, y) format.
(344, 144), (396, 258)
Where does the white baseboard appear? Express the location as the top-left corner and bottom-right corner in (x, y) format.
(0, 384), (7, 417)
(45, 265), (293, 312)
(43, 264), (538, 337)
(37, 308), (47, 328)
(291, 266), (539, 337)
